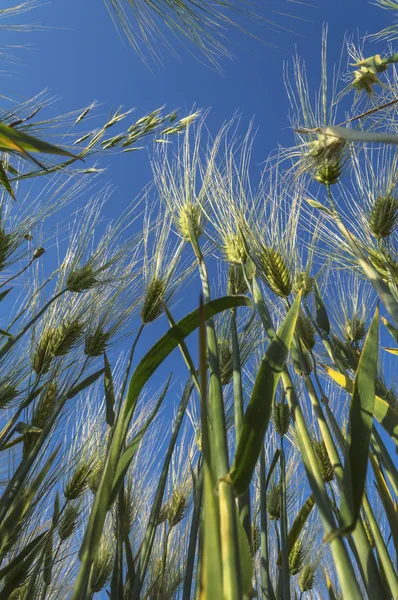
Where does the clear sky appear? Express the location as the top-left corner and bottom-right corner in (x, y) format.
(1, 0), (392, 225)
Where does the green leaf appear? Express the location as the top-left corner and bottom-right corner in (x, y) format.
(322, 365), (398, 447)
(0, 122), (78, 162)
(381, 316), (398, 344)
(66, 369), (105, 400)
(341, 308), (379, 530)
(0, 327), (13, 338)
(0, 288), (11, 303)
(305, 197), (334, 215)
(104, 352), (116, 427)
(0, 161), (15, 200)
(383, 347), (398, 355)
(43, 530), (54, 585)
(110, 374), (172, 503)
(228, 293), (301, 495)
(314, 282), (330, 334)
(198, 462), (223, 600)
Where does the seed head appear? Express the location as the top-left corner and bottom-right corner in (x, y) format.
(58, 502), (80, 541)
(369, 248), (398, 286)
(222, 232), (248, 265)
(304, 133), (345, 185)
(314, 162), (342, 185)
(313, 439), (334, 483)
(218, 339), (233, 386)
(159, 489), (188, 528)
(31, 381), (58, 429)
(177, 202), (203, 241)
(343, 315), (366, 344)
(257, 247), (292, 298)
(352, 67), (381, 95)
(299, 563), (316, 591)
(292, 345), (312, 376)
(309, 134), (345, 165)
(140, 277), (166, 324)
(369, 195), (398, 239)
(66, 264), (98, 293)
(88, 455), (105, 494)
(289, 539), (305, 575)
(0, 383), (19, 409)
(292, 272), (314, 297)
(251, 523), (260, 556)
(32, 247), (45, 260)
(9, 584), (30, 600)
(32, 329), (55, 375)
(64, 461), (92, 500)
(266, 484), (281, 520)
(90, 538), (114, 593)
(273, 400), (290, 437)
(84, 327), (111, 357)
(0, 227), (12, 272)
(33, 320), (84, 374)
(296, 314), (316, 351)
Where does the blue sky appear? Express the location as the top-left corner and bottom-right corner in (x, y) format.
(2, 0), (391, 223)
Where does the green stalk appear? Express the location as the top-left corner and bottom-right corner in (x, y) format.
(182, 464), (203, 600)
(188, 224), (242, 599)
(259, 446), (275, 600)
(371, 427), (398, 497)
(231, 307), (251, 546)
(362, 492), (398, 598)
(250, 277), (362, 599)
(163, 302), (201, 393)
(279, 442), (290, 600)
(116, 323), (145, 409)
(131, 380), (193, 599)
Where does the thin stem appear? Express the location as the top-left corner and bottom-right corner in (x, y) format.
(116, 323), (145, 409)
(259, 446), (275, 600)
(0, 256), (35, 289)
(182, 463), (203, 600)
(231, 307), (251, 546)
(279, 441), (290, 600)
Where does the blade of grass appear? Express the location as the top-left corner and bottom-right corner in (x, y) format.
(227, 292), (301, 495)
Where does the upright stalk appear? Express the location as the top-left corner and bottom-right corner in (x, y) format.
(188, 223), (242, 599)
(279, 440), (290, 600)
(231, 307), (251, 545)
(259, 446), (275, 600)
